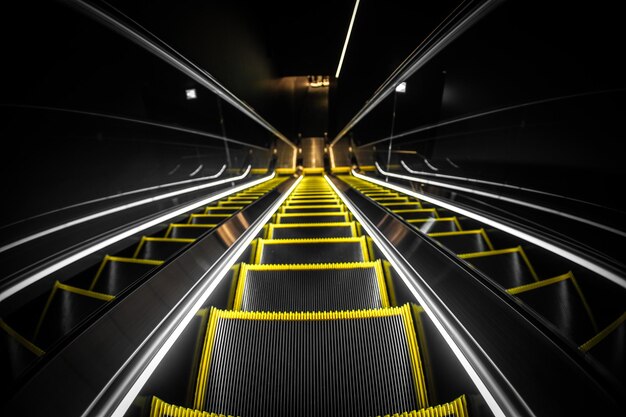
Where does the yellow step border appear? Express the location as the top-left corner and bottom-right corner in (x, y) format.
(89, 255), (163, 291)
(254, 237), (370, 264)
(233, 260), (389, 310)
(380, 394), (468, 417)
(459, 245), (535, 278)
(267, 221), (358, 239)
(430, 229), (495, 252)
(0, 318), (45, 356)
(34, 281), (115, 339)
(275, 212), (351, 223)
(133, 237), (196, 258)
(580, 311), (626, 352)
(194, 304), (428, 410)
(150, 395), (231, 417)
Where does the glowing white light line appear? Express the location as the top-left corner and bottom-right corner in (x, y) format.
(354, 169), (626, 290)
(109, 175), (303, 417)
(0, 165), (239, 255)
(393, 162), (626, 238)
(325, 175), (507, 417)
(0, 169), (271, 303)
(335, 0), (361, 78)
(0, 165), (226, 233)
(189, 164), (203, 177)
(423, 158), (439, 171)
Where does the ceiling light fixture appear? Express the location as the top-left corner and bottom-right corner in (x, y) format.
(335, 0), (361, 79)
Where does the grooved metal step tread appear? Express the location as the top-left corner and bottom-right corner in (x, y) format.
(267, 222), (357, 239)
(194, 304), (427, 416)
(254, 237), (368, 264)
(275, 213), (350, 224)
(149, 395), (469, 417)
(233, 261), (389, 311)
(281, 206), (344, 214)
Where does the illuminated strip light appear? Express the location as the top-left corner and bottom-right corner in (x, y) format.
(393, 162), (626, 239)
(423, 158), (439, 171)
(0, 168), (270, 303)
(109, 175), (303, 417)
(355, 168), (626, 290)
(0, 165), (238, 255)
(401, 160), (606, 208)
(335, 0), (361, 78)
(189, 164), (204, 177)
(0, 164), (226, 233)
(325, 175), (507, 417)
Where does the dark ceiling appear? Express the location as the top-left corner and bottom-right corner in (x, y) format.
(2, 0), (462, 144)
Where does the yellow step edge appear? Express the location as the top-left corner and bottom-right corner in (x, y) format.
(507, 271), (597, 331)
(233, 260), (389, 310)
(379, 395), (468, 417)
(580, 311), (626, 352)
(132, 237), (196, 258)
(194, 304), (428, 410)
(275, 213), (351, 223)
(0, 319), (45, 357)
(164, 224), (215, 238)
(254, 236), (369, 264)
(302, 167), (325, 173)
(34, 281), (115, 339)
(90, 255), (163, 291)
(430, 228), (495, 251)
(408, 217), (463, 231)
(267, 222), (358, 238)
(275, 168), (296, 174)
(280, 205), (345, 213)
(459, 245), (535, 278)
(331, 166), (352, 173)
(150, 396), (231, 417)
(188, 214), (231, 224)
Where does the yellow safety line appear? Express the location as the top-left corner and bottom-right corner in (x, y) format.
(383, 260), (398, 306)
(34, 281), (115, 339)
(89, 255), (163, 290)
(378, 395), (468, 417)
(132, 237), (196, 258)
(374, 260), (390, 307)
(460, 246), (536, 279)
(232, 263), (248, 310)
(506, 271), (571, 295)
(0, 318), (45, 356)
(254, 237), (368, 264)
(267, 222), (358, 238)
(580, 312), (626, 352)
(193, 310), (220, 409)
(400, 304), (429, 408)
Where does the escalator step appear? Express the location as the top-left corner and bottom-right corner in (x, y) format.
(219, 201), (253, 207)
(429, 230), (493, 255)
(281, 205), (344, 214)
(372, 197), (411, 204)
(166, 224), (215, 239)
(267, 222), (357, 239)
(407, 217), (461, 233)
(384, 203), (423, 211)
(233, 261), (389, 311)
(286, 199), (340, 205)
(580, 312), (626, 384)
(508, 272), (597, 344)
(0, 319), (44, 381)
(89, 256), (162, 296)
(189, 214), (231, 224)
(33, 281), (114, 349)
(150, 396), (230, 417)
(381, 395), (468, 417)
(133, 237), (195, 260)
(276, 213), (350, 224)
(255, 237), (369, 264)
(204, 207), (242, 215)
(392, 209), (437, 220)
(194, 304), (428, 416)
(290, 194), (336, 199)
(459, 246), (537, 288)
(148, 395), (468, 417)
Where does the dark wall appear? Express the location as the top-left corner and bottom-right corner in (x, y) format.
(353, 1), (626, 209)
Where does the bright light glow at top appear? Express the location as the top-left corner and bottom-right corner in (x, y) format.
(395, 82), (407, 93)
(335, 0), (361, 79)
(185, 88), (197, 100)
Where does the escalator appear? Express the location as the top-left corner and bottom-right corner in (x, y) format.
(141, 174), (470, 417)
(338, 173), (626, 387)
(0, 176), (286, 387)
